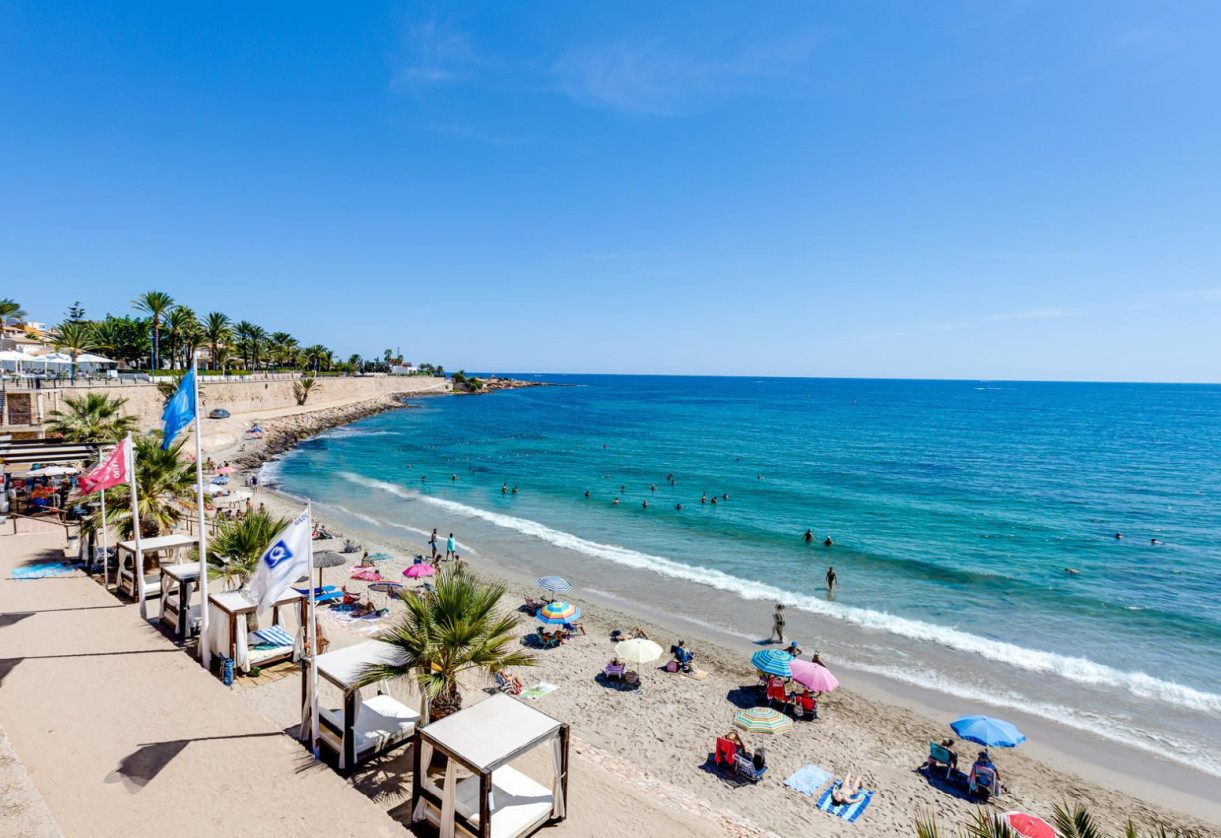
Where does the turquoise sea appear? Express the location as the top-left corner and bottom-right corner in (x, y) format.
(266, 375), (1221, 776)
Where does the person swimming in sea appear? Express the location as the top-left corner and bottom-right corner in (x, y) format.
(676, 503), (682, 511)
(722, 493), (728, 500)
(710, 496), (718, 505)
(824, 536), (833, 546)
(511, 486), (518, 494)
(803, 530), (814, 544)
(613, 497), (620, 505)
(502, 483), (508, 494)
(651, 484), (657, 492)
(584, 490), (590, 498)
(642, 500), (648, 509)
(451, 474), (457, 481)
(701, 493), (707, 504)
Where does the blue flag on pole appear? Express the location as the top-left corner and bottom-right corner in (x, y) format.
(160, 365), (197, 449)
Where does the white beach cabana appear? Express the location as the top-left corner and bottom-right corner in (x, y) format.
(115, 533), (197, 619)
(206, 589), (305, 675)
(159, 561), (202, 642)
(301, 640), (422, 773)
(412, 694), (569, 838)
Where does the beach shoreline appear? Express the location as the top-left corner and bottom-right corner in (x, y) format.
(246, 478), (1221, 836)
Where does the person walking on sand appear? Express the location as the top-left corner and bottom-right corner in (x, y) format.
(446, 533), (456, 560)
(771, 603), (786, 643)
(429, 529), (439, 559)
(826, 566), (837, 593)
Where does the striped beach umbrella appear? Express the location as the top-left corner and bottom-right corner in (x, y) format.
(537, 575), (571, 594)
(538, 601), (580, 624)
(751, 649), (794, 678)
(732, 707), (793, 735)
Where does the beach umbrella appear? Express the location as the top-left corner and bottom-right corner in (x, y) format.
(732, 707), (793, 736)
(615, 638), (662, 666)
(789, 660), (839, 692)
(1002, 813), (1056, 838)
(538, 601), (580, 624)
(537, 575), (571, 595)
(26, 465), (78, 477)
(312, 550), (347, 588)
(211, 475), (230, 485)
(751, 649), (794, 678)
(402, 563), (436, 579)
(215, 466), (235, 475)
(951, 715), (1027, 749)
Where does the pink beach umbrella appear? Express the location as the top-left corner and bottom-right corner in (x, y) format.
(403, 564), (436, 579)
(1003, 812), (1056, 838)
(789, 660), (839, 693)
(216, 466), (235, 475)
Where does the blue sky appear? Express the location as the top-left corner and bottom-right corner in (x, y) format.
(3, 2), (1220, 381)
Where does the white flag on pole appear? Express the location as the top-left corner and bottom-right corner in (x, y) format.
(246, 507), (311, 613)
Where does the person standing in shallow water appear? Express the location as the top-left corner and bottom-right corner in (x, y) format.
(803, 529), (814, 544)
(771, 603), (786, 643)
(826, 566), (837, 594)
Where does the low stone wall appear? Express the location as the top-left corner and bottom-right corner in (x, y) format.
(30, 375), (450, 431)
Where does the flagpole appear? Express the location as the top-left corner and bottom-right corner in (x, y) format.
(127, 431), (146, 620)
(190, 353), (211, 670)
(307, 499), (320, 758)
(100, 487), (108, 588)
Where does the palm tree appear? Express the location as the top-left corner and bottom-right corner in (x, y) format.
(248, 324), (268, 370)
(207, 508), (291, 589)
(356, 568), (534, 721)
(269, 332), (297, 371)
(133, 291), (175, 371)
(0, 298), (27, 324)
(80, 434), (194, 540)
(293, 376), (318, 406)
(233, 321), (259, 370)
(204, 312), (232, 371)
(45, 393), (137, 442)
(302, 344), (328, 375)
(52, 320), (96, 383)
(181, 319), (205, 371)
(165, 306), (197, 370)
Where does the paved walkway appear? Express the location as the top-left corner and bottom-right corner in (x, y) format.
(0, 531), (403, 838)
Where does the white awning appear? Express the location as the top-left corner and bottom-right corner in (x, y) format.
(421, 693), (563, 772)
(117, 534), (198, 554)
(315, 640), (408, 690)
(161, 561), (202, 583)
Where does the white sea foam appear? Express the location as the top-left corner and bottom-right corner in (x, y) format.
(322, 427), (398, 440)
(337, 471), (1221, 716)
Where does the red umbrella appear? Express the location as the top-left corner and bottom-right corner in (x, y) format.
(1004, 812), (1056, 838)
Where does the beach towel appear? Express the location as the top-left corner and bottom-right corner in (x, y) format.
(816, 782), (874, 823)
(11, 562), (80, 580)
(250, 625), (294, 647)
(684, 669), (709, 680)
(521, 683), (558, 701)
(785, 765), (833, 796)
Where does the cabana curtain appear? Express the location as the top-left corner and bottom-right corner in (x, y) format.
(551, 737), (566, 818)
(440, 757), (458, 838)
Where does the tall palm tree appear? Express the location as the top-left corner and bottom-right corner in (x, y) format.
(207, 508), (291, 589)
(52, 320), (96, 383)
(302, 344), (328, 375)
(268, 332), (296, 371)
(233, 320), (258, 370)
(165, 306), (197, 370)
(248, 324), (268, 370)
(133, 291), (175, 371)
(45, 393), (137, 442)
(356, 568), (534, 721)
(204, 312), (232, 371)
(181, 319), (205, 370)
(0, 298), (26, 325)
(80, 434), (194, 540)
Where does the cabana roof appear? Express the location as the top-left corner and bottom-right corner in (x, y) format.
(117, 534), (198, 554)
(209, 588), (302, 615)
(315, 640), (408, 691)
(421, 694), (563, 773)
(161, 561), (202, 582)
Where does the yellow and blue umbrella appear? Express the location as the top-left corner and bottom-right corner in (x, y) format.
(732, 707), (793, 735)
(538, 601), (580, 625)
(751, 649), (794, 677)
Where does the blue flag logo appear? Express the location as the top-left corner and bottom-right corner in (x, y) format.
(264, 540), (293, 569)
(160, 366), (197, 449)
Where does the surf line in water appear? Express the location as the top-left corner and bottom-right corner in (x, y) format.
(328, 502), (478, 556)
(336, 471), (1221, 716)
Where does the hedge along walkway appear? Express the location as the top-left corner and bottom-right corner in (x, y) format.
(0, 531), (403, 838)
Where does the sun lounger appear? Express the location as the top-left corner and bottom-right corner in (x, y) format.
(735, 754), (767, 784)
(604, 661), (626, 681)
(495, 671), (522, 695)
(292, 585), (343, 603)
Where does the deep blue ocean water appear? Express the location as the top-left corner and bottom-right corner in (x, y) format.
(268, 375), (1221, 773)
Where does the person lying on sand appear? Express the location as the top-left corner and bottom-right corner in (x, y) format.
(832, 774), (866, 806)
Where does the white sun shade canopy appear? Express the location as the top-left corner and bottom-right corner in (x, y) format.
(315, 640), (410, 690)
(421, 693), (564, 772)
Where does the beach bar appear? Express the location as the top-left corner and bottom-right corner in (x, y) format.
(158, 561), (202, 641)
(206, 589), (305, 675)
(115, 533), (196, 616)
(411, 694), (569, 838)
(301, 640), (421, 773)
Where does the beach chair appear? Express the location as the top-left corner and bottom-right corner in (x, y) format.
(766, 677), (789, 710)
(604, 660), (626, 681)
(341, 586), (362, 606)
(537, 628), (561, 649)
(494, 671), (522, 695)
(734, 754), (767, 784)
(968, 764), (999, 802)
(522, 596), (545, 616)
(926, 742), (954, 778)
(794, 691), (817, 721)
(714, 737), (738, 769)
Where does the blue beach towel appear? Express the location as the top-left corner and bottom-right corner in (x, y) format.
(816, 782), (874, 823)
(784, 765), (833, 796)
(250, 625), (294, 647)
(12, 562), (80, 580)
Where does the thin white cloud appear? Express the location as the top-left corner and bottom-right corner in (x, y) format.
(984, 307), (1073, 322)
(553, 32), (824, 116)
(393, 19), (475, 90)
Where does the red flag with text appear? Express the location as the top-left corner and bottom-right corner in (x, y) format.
(77, 439), (130, 494)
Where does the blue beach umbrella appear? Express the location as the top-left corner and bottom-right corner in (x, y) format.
(537, 575), (571, 594)
(751, 649), (794, 678)
(211, 475), (230, 485)
(951, 715), (1027, 749)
